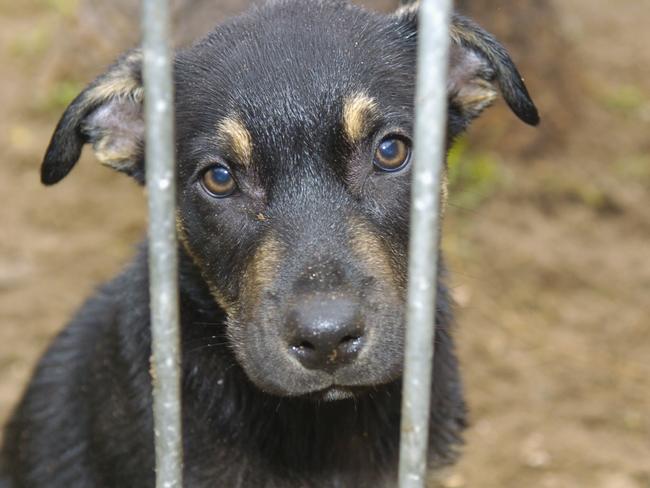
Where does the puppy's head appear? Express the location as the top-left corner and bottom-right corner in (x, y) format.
(41, 1), (538, 399)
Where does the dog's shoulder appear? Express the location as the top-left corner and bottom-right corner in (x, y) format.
(1, 247), (156, 487)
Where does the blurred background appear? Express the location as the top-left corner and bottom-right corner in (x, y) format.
(0, 0), (648, 486)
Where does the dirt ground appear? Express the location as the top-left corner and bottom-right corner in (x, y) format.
(0, 1), (648, 487)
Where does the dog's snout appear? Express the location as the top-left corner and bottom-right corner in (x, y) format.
(287, 293), (365, 372)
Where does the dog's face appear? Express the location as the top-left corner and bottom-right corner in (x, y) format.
(40, 1), (538, 399)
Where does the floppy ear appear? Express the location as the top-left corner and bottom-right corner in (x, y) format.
(41, 49), (145, 185)
(395, 5), (539, 133)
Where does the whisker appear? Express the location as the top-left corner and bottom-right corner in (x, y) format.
(191, 321), (226, 328)
(184, 341), (230, 355)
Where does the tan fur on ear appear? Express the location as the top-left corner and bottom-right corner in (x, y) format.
(393, 5), (539, 125)
(93, 136), (140, 172)
(454, 78), (497, 112)
(84, 93), (144, 172)
(394, 0), (418, 18)
(86, 51), (144, 105)
(87, 80), (144, 105)
(447, 48), (498, 118)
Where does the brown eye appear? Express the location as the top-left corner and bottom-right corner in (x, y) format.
(202, 165), (237, 197)
(373, 136), (411, 172)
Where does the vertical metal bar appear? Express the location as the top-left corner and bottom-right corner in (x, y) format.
(141, 1), (183, 487)
(398, 1), (452, 487)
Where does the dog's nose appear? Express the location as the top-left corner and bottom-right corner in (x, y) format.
(287, 293), (365, 372)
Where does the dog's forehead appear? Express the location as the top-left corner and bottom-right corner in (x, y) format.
(174, 2), (414, 156)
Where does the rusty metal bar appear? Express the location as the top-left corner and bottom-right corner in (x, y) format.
(398, 0), (453, 487)
(141, 0), (183, 486)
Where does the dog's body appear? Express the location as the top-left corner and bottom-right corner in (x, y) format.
(1, 1), (538, 487)
(2, 248), (461, 487)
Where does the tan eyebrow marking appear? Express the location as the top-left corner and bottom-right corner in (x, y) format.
(217, 116), (253, 166)
(342, 93), (378, 143)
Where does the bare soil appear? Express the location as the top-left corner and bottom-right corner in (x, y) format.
(0, 1), (648, 487)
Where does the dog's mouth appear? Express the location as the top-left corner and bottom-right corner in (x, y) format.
(320, 386), (355, 401)
(306, 385), (369, 402)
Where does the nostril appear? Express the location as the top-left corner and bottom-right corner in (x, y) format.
(289, 339), (320, 369)
(338, 333), (364, 355)
(339, 334), (360, 346)
(292, 340), (315, 353)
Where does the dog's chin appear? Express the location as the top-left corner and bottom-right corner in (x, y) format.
(303, 385), (373, 402)
(256, 378), (363, 401)
(255, 376), (369, 401)
(313, 386), (356, 402)
(241, 352), (403, 399)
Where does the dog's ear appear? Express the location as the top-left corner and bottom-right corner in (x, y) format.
(41, 50), (146, 185)
(394, 5), (539, 131)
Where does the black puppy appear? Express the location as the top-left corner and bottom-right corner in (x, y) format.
(1, 1), (538, 486)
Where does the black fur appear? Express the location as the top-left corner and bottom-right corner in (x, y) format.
(2, 1), (537, 486)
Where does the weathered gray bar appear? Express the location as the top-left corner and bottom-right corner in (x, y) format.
(398, 0), (453, 487)
(141, 0), (184, 487)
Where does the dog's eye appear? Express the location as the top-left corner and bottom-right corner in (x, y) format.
(202, 165), (237, 197)
(373, 136), (411, 172)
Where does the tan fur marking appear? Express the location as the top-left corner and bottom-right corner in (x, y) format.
(176, 213), (238, 315)
(457, 90), (498, 110)
(217, 117), (253, 166)
(342, 93), (378, 143)
(246, 234), (282, 298)
(455, 78), (498, 114)
(93, 136), (139, 171)
(86, 79), (144, 105)
(348, 219), (406, 294)
(86, 51), (144, 105)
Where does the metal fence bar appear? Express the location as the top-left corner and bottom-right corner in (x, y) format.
(141, 0), (184, 487)
(398, 1), (453, 487)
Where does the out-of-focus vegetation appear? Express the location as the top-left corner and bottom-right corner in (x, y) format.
(447, 138), (505, 210)
(596, 84), (649, 117)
